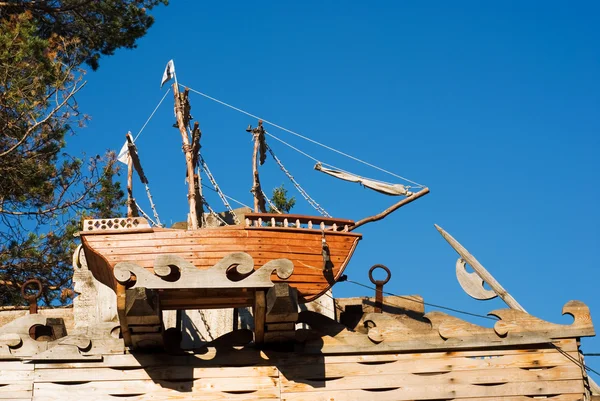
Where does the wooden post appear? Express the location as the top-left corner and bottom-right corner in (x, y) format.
(253, 290), (266, 344)
(126, 156), (135, 217)
(125, 133), (139, 218)
(190, 122), (204, 225)
(173, 83), (200, 230)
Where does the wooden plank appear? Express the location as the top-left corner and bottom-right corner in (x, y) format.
(34, 365), (277, 382)
(281, 380), (584, 399)
(33, 350), (272, 369)
(103, 251), (348, 264)
(279, 354), (583, 378)
(0, 369), (33, 383)
(282, 388), (585, 401)
(0, 382), (32, 399)
(0, 361), (34, 371)
(83, 227), (361, 242)
(33, 376), (279, 396)
(281, 366), (582, 390)
(308, 339), (579, 363)
(31, 341), (578, 370)
(95, 243), (353, 255)
(33, 389), (280, 401)
(91, 236), (355, 251)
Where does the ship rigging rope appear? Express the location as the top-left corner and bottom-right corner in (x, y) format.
(134, 200), (159, 227)
(265, 131), (402, 187)
(266, 144), (331, 217)
(202, 196), (229, 226)
(182, 84), (425, 188)
(199, 158), (240, 224)
(201, 183), (252, 209)
(262, 189), (281, 214)
(143, 183), (162, 227)
(133, 88), (171, 142)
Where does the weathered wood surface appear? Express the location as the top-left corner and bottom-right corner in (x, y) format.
(114, 253), (294, 290)
(82, 225), (361, 302)
(172, 85), (201, 230)
(435, 224), (526, 310)
(456, 257), (497, 300)
(298, 300), (594, 354)
(0, 339), (586, 401)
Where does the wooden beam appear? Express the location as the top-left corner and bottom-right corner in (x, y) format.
(350, 187), (429, 231)
(253, 290), (266, 344)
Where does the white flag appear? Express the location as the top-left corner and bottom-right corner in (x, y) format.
(117, 141), (130, 164)
(161, 59), (175, 88)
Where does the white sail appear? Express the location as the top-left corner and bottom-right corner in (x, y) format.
(314, 163), (412, 196)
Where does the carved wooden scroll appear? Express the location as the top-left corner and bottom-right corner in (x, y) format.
(0, 313), (121, 361)
(298, 300), (594, 354)
(114, 252), (294, 289)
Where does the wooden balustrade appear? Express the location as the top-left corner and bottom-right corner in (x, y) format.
(244, 213), (354, 232)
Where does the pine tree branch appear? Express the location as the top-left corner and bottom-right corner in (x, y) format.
(0, 81), (86, 159)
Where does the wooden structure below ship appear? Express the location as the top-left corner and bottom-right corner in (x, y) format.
(80, 213), (361, 306)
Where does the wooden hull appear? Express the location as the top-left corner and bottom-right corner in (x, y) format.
(81, 224), (361, 304)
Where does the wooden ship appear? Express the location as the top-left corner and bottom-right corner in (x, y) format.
(1, 62), (598, 400)
(78, 66), (429, 346)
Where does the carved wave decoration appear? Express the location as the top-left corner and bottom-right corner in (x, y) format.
(491, 300), (595, 339)
(114, 252), (294, 289)
(297, 301), (594, 354)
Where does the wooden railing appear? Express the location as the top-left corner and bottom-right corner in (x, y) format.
(245, 213), (354, 232)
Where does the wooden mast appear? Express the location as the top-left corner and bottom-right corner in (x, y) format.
(173, 83), (202, 229)
(125, 133), (139, 218)
(248, 120), (267, 213)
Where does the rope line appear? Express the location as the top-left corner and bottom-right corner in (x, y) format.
(199, 159), (240, 225)
(344, 279), (498, 321)
(183, 84), (425, 187)
(265, 131), (320, 163)
(201, 183), (251, 209)
(202, 197), (229, 226)
(262, 189), (282, 214)
(266, 131), (406, 188)
(552, 343), (600, 378)
(267, 144), (331, 217)
(134, 201), (159, 227)
(134, 88), (171, 142)
(143, 183), (162, 227)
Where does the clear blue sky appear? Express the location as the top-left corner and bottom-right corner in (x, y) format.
(71, 1), (599, 366)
